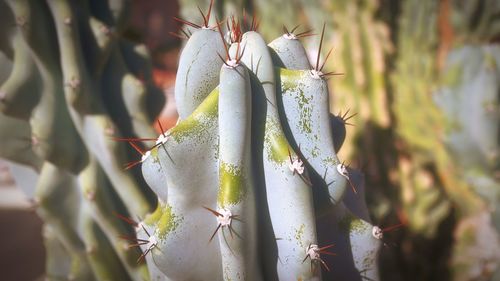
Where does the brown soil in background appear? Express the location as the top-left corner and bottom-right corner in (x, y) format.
(0, 210), (45, 281)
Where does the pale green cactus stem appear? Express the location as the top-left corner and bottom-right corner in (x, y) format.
(46, 0), (155, 218)
(234, 31), (320, 280)
(0, 31), (40, 120)
(0, 0), (165, 280)
(43, 225), (73, 280)
(174, 27), (225, 119)
(279, 67), (348, 205)
(87, 18), (115, 76)
(35, 162), (94, 280)
(37, 161), (135, 280)
(141, 147), (169, 203)
(36, 158), (149, 281)
(45, 0), (95, 112)
(136, 223), (171, 281)
(0, 113), (42, 170)
(79, 204), (133, 281)
(217, 51), (262, 280)
(101, 50), (157, 141)
(141, 89), (222, 280)
(268, 28), (311, 70)
(174, 0), (226, 119)
(78, 158), (151, 281)
(273, 25), (349, 208)
(0, 35), (42, 169)
(119, 40), (165, 122)
(272, 27), (381, 280)
(6, 0), (88, 173)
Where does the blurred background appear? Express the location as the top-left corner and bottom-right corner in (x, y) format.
(0, 0), (499, 280)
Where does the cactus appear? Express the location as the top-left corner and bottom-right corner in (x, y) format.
(136, 6), (382, 278)
(0, 0), (163, 280)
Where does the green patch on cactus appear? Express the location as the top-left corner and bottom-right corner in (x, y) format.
(311, 146), (320, 158)
(150, 147), (160, 163)
(264, 117), (290, 164)
(350, 219), (369, 235)
(338, 213), (366, 235)
(298, 109), (312, 134)
(279, 68), (304, 92)
(143, 203), (182, 238)
(218, 162), (245, 206)
(338, 213), (352, 233)
(294, 223), (306, 247)
(157, 204), (182, 238)
(144, 203), (164, 226)
(169, 88), (219, 142)
(280, 69), (314, 134)
(199, 88), (219, 118)
(294, 93), (312, 134)
(322, 156), (339, 166)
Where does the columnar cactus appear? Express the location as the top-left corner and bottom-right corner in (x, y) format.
(0, 0), (384, 278)
(0, 0), (164, 280)
(137, 7), (382, 280)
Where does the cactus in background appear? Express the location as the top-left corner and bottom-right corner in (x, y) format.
(0, 0), (164, 280)
(393, 0), (500, 280)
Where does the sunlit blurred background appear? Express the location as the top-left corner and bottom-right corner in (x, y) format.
(1, 0), (499, 280)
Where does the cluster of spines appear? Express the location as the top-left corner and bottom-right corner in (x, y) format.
(282, 24), (315, 39)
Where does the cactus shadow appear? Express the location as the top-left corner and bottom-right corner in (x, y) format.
(268, 48), (285, 68)
(343, 168), (371, 223)
(248, 71), (280, 281)
(330, 113), (347, 153)
(316, 206), (365, 281)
